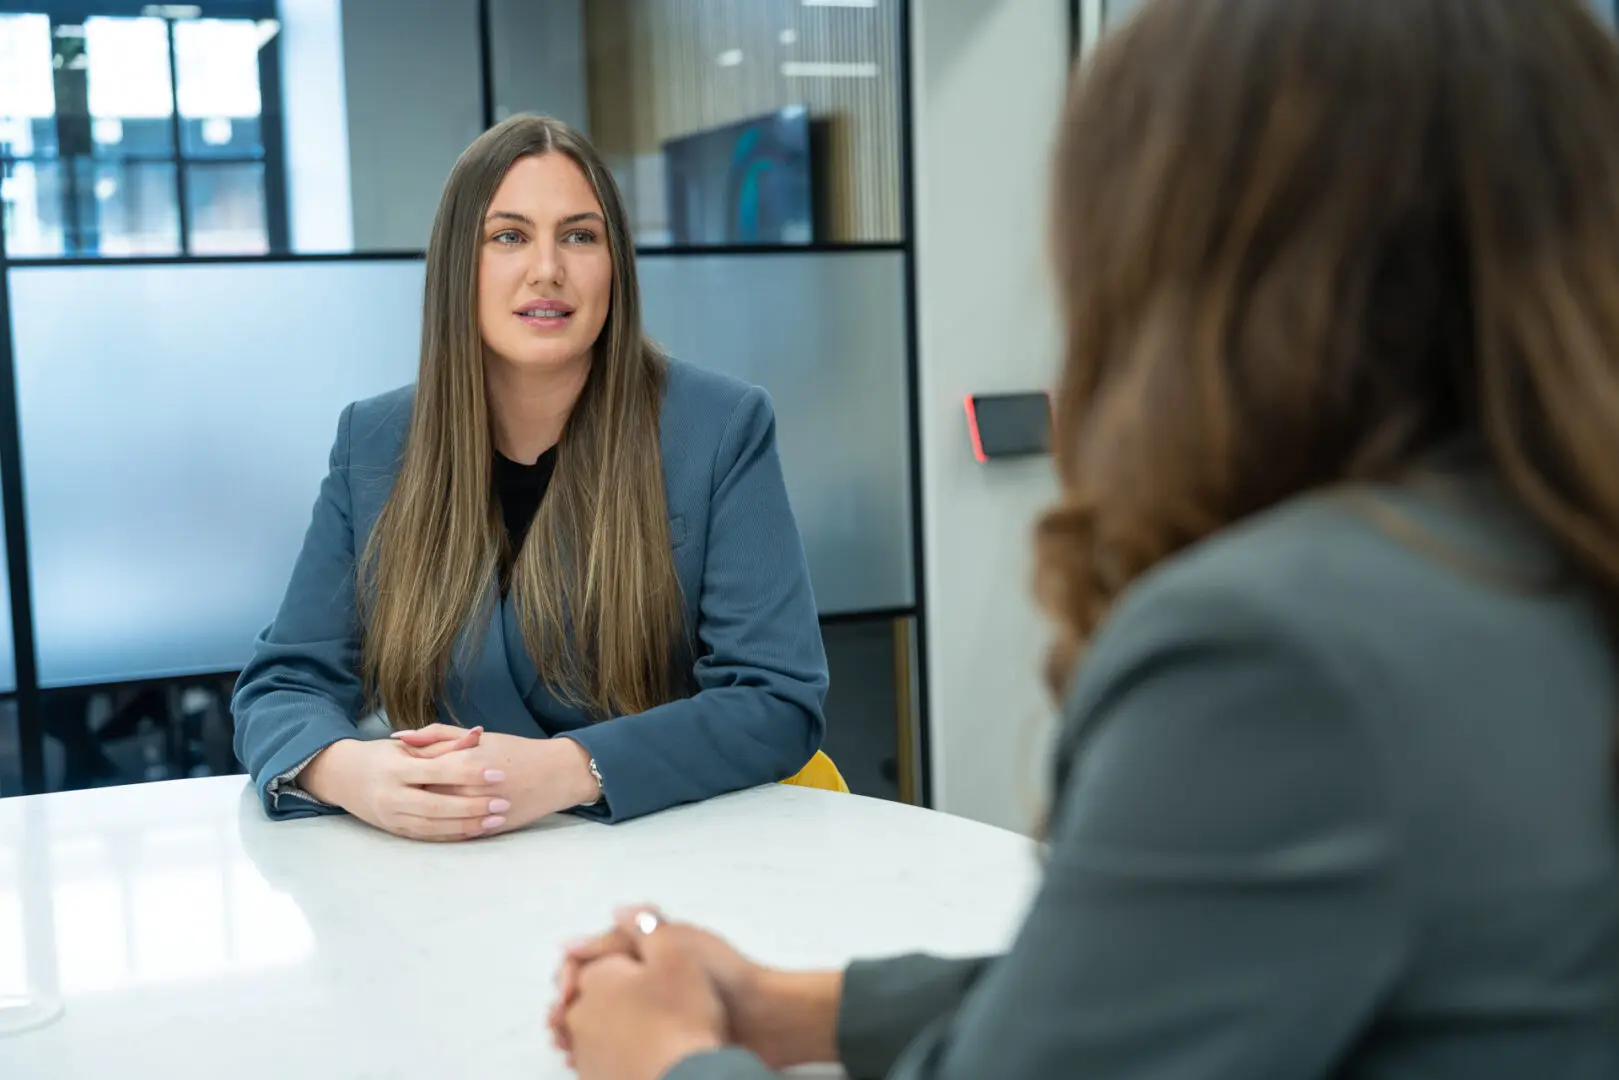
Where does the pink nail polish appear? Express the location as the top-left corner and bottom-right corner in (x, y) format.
(484, 769), (506, 783)
(481, 815), (506, 830)
(488, 798), (512, 814)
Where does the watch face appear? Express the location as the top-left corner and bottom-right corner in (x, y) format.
(586, 758), (606, 805)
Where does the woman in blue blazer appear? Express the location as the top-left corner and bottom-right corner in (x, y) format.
(231, 115), (829, 840)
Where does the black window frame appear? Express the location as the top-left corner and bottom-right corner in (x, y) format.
(0, 0), (288, 258)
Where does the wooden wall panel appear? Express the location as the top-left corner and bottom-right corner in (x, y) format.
(584, 0), (902, 243)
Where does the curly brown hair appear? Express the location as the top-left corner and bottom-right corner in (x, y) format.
(1037, 0), (1619, 708)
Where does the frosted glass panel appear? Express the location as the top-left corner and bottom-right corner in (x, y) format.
(639, 250), (913, 614)
(9, 252), (909, 685)
(9, 262), (424, 687)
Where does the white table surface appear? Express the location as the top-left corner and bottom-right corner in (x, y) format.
(0, 777), (1040, 1079)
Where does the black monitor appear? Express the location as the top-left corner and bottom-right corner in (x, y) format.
(663, 107), (817, 246)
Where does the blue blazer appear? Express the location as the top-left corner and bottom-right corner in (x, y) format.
(232, 359), (829, 824)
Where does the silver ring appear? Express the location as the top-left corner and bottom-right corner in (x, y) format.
(634, 910), (662, 936)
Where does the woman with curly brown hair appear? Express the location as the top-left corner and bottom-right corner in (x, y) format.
(549, 1), (1619, 1077)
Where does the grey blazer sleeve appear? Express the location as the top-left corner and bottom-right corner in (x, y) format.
(657, 956), (995, 1080)
(231, 404), (368, 818)
(836, 956), (994, 1080)
(662, 1049), (777, 1080)
(877, 583), (1408, 1080)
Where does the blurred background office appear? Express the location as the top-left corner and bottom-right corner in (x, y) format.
(2, 0), (1614, 832)
(0, 0), (919, 807)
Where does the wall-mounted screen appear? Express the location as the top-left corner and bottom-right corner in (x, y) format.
(663, 107), (816, 246)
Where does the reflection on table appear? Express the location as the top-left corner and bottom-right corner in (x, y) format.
(0, 776), (1038, 1079)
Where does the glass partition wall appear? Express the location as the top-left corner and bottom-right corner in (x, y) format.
(0, 0), (926, 804)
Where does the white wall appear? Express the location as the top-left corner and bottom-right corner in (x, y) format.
(911, 0), (1071, 833)
(278, 0), (353, 252)
(339, 0), (484, 251)
(488, 0), (590, 134)
(1102, 0), (1144, 25)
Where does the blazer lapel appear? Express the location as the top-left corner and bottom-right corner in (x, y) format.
(442, 587), (545, 737)
(503, 596), (542, 702)
(502, 593), (602, 731)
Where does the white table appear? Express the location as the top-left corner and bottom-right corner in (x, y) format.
(0, 777), (1039, 1079)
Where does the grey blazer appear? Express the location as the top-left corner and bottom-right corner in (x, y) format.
(671, 465), (1619, 1080)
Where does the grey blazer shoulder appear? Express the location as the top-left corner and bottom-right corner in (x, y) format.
(673, 472), (1619, 1080)
(232, 358), (831, 824)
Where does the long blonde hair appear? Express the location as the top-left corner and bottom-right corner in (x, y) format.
(361, 115), (686, 728)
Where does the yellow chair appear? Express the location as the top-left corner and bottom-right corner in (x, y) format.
(781, 750), (849, 793)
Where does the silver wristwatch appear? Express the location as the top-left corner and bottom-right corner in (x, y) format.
(585, 757), (605, 805)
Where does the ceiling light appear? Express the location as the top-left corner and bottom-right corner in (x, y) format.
(717, 48), (743, 67)
(780, 61), (879, 78)
(779, 28), (798, 45)
(201, 117), (233, 145)
(802, 0), (878, 8)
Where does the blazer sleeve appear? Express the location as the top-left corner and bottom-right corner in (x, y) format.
(231, 403), (368, 819)
(836, 956), (995, 1080)
(876, 584), (1409, 1080)
(563, 386), (829, 823)
(657, 953), (992, 1080)
(661, 1048), (779, 1080)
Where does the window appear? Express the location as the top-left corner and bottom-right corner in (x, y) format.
(0, 4), (286, 257)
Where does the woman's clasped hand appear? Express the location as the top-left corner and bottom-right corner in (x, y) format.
(297, 723), (599, 842)
(551, 907), (843, 1080)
